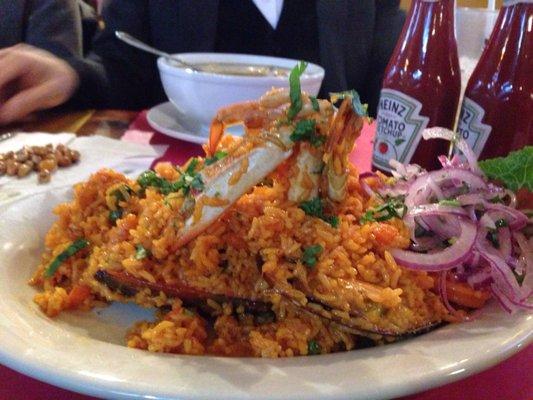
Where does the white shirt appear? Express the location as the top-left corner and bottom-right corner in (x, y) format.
(252, 0), (284, 29)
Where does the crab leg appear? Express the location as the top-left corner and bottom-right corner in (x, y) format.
(175, 140), (292, 248)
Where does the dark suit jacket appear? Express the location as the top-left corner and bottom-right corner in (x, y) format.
(69, 0), (405, 116)
(0, 0), (82, 57)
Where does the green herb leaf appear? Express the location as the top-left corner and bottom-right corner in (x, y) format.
(307, 339), (321, 355)
(137, 170), (174, 195)
(329, 90), (368, 117)
(309, 96), (320, 112)
(302, 244), (323, 268)
(110, 185), (133, 203)
(174, 158), (204, 195)
(495, 218), (508, 228)
(290, 120), (325, 147)
(287, 61), (308, 120)
(185, 158), (199, 175)
(360, 197), (407, 224)
(327, 215), (339, 228)
(205, 151), (228, 166)
(478, 146), (532, 191)
(438, 199), (461, 207)
(138, 158), (204, 197)
(299, 197), (339, 227)
(45, 239), (89, 278)
(109, 209), (123, 224)
(135, 244), (150, 260)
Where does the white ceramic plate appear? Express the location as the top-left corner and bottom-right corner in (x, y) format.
(147, 102), (244, 145)
(0, 190), (531, 400)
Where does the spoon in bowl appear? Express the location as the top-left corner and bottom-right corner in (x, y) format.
(115, 31), (199, 71)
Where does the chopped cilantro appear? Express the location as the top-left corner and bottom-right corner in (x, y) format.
(205, 151), (228, 166)
(290, 120), (325, 147)
(438, 199), (460, 207)
(137, 158), (204, 196)
(135, 244), (150, 260)
(309, 96), (320, 112)
(175, 159), (204, 195)
(360, 197), (407, 224)
(110, 185), (133, 203)
(287, 61), (308, 120)
(299, 197), (339, 227)
(479, 146), (532, 191)
(329, 90), (368, 117)
(109, 209), (123, 224)
(328, 215), (340, 228)
(495, 218), (508, 228)
(308, 340), (321, 355)
(137, 170), (174, 195)
(44, 239), (89, 278)
(302, 244), (323, 268)
(184, 158), (199, 175)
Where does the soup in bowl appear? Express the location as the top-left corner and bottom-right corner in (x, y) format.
(157, 53), (325, 134)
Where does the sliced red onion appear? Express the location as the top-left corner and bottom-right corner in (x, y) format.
(427, 176), (445, 200)
(514, 232), (533, 292)
(498, 227), (512, 261)
(391, 219), (477, 271)
(458, 193), (485, 206)
(407, 204), (469, 219)
(359, 172), (378, 197)
(467, 269), (492, 289)
(484, 202), (528, 230)
(406, 169), (487, 208)
(439, 271), (459, 314)
(476, 236), (528, 301)
(465, 205), (478, 222)
(422, 127), (482, 175)
(479, 213), (496, 230)
(490, 286), (515, 313)
(422, 215), (460, 239)
(491, 284), (533, 312)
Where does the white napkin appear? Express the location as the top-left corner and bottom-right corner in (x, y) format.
(0, 133), (167, 205)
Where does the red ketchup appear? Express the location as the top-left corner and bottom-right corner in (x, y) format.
(372, 0), (461, 173)
(457, 0), (533, 160)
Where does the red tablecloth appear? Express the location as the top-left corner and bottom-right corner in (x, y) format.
(2, 111), (531, 400)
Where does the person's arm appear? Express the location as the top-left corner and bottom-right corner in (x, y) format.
(361, 0), (405, 117)
(67, 0), (164, 109)
(24, 0), (83, 58)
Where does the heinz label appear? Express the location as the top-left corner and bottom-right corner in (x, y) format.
(372, 89), (429, 172)
(457, 97), (492, 157)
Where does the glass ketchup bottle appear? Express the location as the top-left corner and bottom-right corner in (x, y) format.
(372, 0), (461, 173)
(456, 0), (532, 160)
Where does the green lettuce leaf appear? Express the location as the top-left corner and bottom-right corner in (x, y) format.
(479, 146), (532, 191)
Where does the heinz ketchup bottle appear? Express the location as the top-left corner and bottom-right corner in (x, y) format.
(372, 0), (461, 173)
(457, 0), (532, 159)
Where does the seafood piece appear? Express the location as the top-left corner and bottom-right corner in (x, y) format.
(177, 92), (361, 248)
(322, 97), (365, 201)
(95, 269), (437, 339)
(175, 141), (292, 247)
(94, 269), (270, 314)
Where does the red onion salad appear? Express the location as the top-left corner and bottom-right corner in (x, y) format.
(363, 128), (532, 314)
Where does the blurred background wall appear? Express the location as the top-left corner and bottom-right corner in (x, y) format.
(400, 0), (503, 8)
